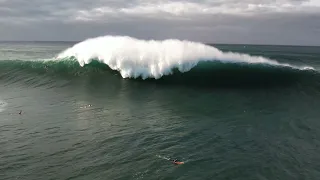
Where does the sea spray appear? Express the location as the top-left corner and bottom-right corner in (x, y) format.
(56, 36), (314, 79)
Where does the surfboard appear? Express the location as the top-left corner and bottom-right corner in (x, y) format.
(174, 161), (184, 165)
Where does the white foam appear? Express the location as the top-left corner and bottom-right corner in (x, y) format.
(56, 35), (314, 79)
(0, 100), (7, 113)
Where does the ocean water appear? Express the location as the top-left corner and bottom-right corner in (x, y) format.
(1, 36), (320, 180)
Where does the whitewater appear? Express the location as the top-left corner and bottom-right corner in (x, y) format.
(56, 35), (314, 79)
(0, 100), (7, 113)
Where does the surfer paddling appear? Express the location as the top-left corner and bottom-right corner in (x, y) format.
(171, 159), (184, 165)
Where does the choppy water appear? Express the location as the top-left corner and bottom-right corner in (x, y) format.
(1, 37), (320, 180)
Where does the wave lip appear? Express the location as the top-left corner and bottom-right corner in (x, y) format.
(56, 35), (314, 79)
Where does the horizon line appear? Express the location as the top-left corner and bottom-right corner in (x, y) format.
(0, 40), (319, 47)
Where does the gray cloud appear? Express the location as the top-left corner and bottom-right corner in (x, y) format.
(0, 0), (319, 45)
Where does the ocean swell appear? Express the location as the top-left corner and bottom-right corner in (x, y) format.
(56, 35), (314, 79)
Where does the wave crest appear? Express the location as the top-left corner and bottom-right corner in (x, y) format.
(56, 35), (314, 79)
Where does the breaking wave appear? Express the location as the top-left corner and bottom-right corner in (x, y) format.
(0, 35), (319, 89)
(56, 35), (314, 79)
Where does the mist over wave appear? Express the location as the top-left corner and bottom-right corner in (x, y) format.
(56, 35), (314, 79)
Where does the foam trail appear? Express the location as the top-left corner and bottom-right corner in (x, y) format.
(56, 35), (314, 79)
(156, 155), (170, 161)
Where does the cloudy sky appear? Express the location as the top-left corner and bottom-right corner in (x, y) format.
(0, 0), (320, 45)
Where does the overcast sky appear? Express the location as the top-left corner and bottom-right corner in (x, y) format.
(0, 0), (320, 45)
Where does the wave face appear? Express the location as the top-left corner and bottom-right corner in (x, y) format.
(0, 59), (319, 89)
(56, 36), (314, 79)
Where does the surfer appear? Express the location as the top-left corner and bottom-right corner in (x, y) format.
(19, 110), (22, 115)
(171, 159), (184, 165)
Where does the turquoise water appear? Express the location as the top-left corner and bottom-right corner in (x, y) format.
(1, 39), (320, 180)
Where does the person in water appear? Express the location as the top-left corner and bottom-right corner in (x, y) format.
(171, 159), (183, 165)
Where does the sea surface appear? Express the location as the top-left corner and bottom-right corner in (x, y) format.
(1, 36), (320, 180)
